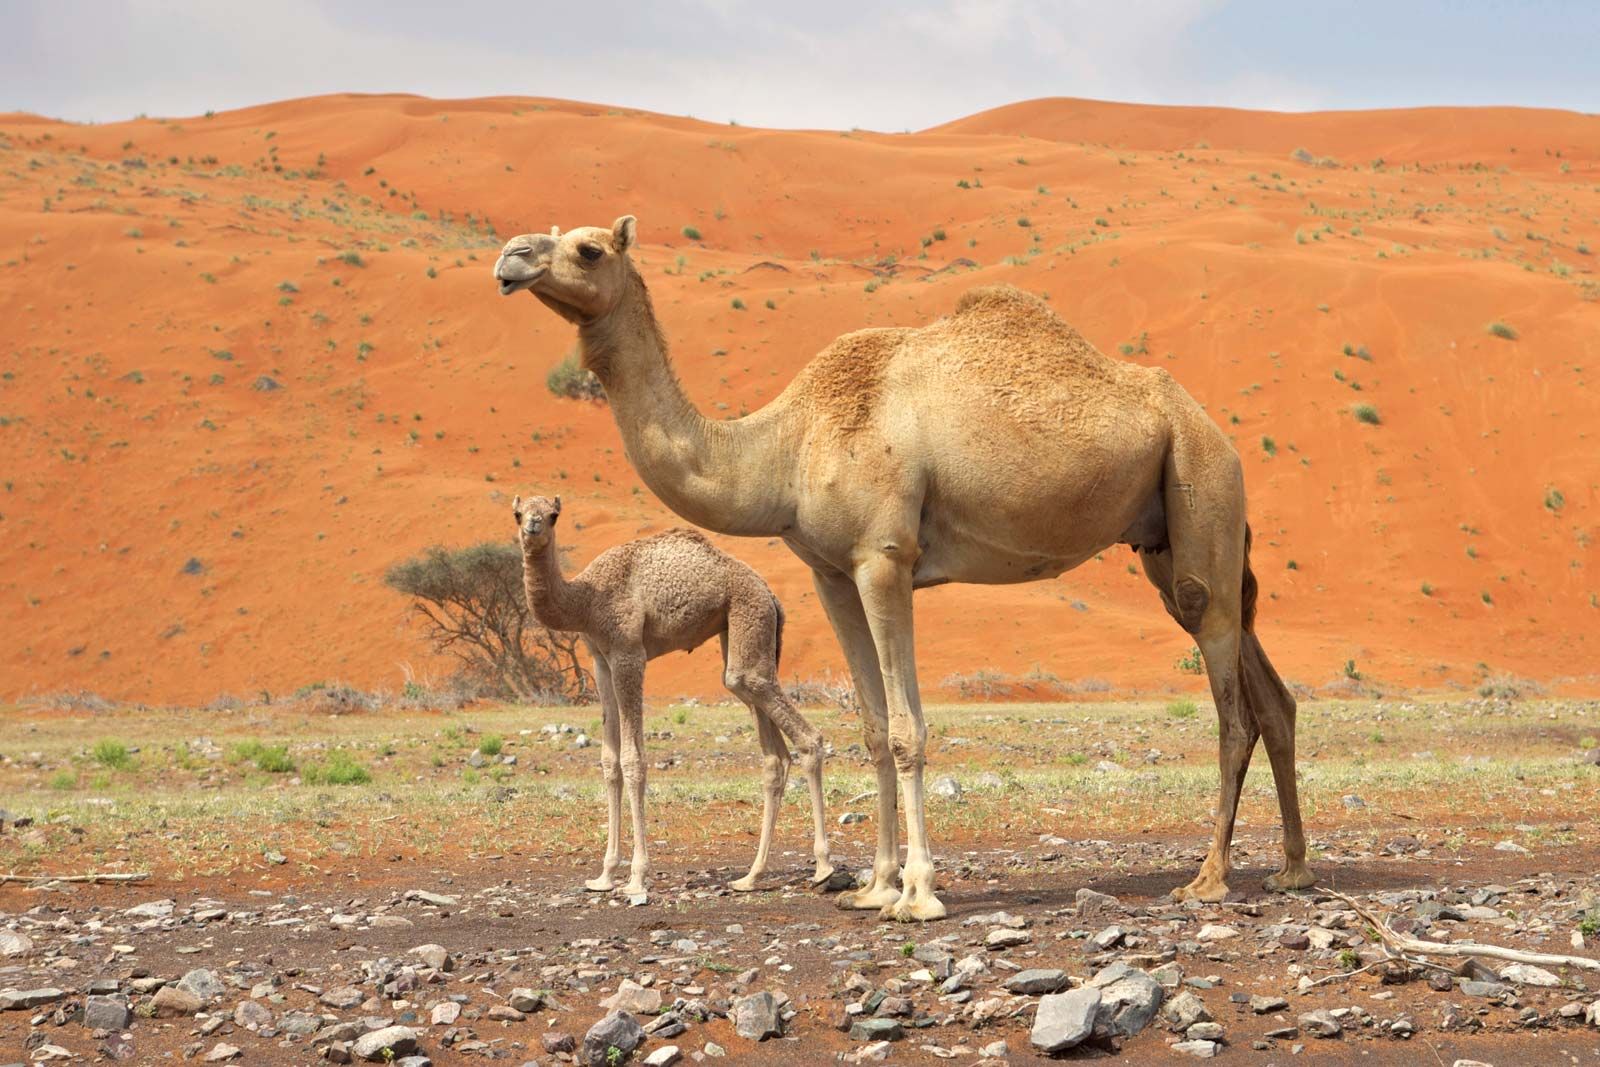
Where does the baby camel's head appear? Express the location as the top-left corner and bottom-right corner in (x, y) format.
(512, 494), (562, 551)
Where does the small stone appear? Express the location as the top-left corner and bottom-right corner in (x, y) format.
(431, 1002), (460, 1026)
(732, 991), (783, 1040)
(1163, 990), (1211, 1030)
(321, 985), (365, 1009)
(839, 812), (868, 825)
(177, 968), (225, 1004)
(703, 1042), (726, 1057)
(1173, 1039), (1218, 1058)
(930, 775), (962, 798)
(1461, 980), (1507, 998)
(508, 988), (543, 1013)
(849, 1017), (903, 1042)
(979, 1040), (1008, 1057)
(263, 849), (287, 864)
(985, 928), (1031, 948)
(1031, 987), (1100, 1053)
(601, 979), (661, 1016)
(1075, 887), (1120, 916)
(1299, 1009), (1341, 1038)
(0, 931), (34, 957)
(125, 899), (175, 919)
(1004, 968), (1069, 995)
(1088, 924), (1125, 951)
(1250, 994), (1289, 1014)
(1499, 963), (1561, 987)
(151, 985), (204, 1017)
(84, 994), (131, 1030)
(643, 1046), (682, 1067)
(204, 1043), (241, 1062)
(1187, 1021), (1225, 1041)
(1493, 839), (1530, 853)
(410, 944), (451, 971)
(252, 375), (282, 391)
(351, 1026), (419, 1061)
(541, 1031), (577, 1054)
(404, 890), (459, 907)
(1195, 924), (1240, 942)
(488, 1004), (525, 1021)
(1096, 970), (1165, 1038)
(582, 1012), (645, 1067)
(1341, 794), (1366, 809)
(234, 1000), (272, 1029)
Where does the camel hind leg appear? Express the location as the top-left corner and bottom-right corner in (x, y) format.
(1142, 418), (1312, 900)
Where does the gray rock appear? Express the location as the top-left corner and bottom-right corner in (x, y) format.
(84, 994), (131, 1030)
(409, 944), (451, 971)
(1250, 994), (1289, 1014)
(351, 1026), (419, 1061)
(839, 812), (868, 825)
(177, 968), (225, 1004)
(732, 991), (783, 1040)
(541, 1031), (577, 1054)
(601, 979), (661, 1016)
(279, 1011), (321, 1036)
(1031, 987), (1101, 1053)
(403, 890), (458, 907)
(985, 928), (1032, 948)
(1095, 970), (1164, 1038)
(643, 1047), (682, 1067)
(1299, 1009), (1342, 1038)
(1461, 980), (1508, 998)
(321, 985), (366, 1009)
(509, 988), (544, 1013)
(1075, 887), (1120, 917)
(430, 1002), (460, 1026)
(849, 1017), (903, 1042)
(583, 1012), (645, 1067)
(1004, 969), (1069, 995)
(252, 375), (282, 392)
(233, 1000), (273, 1029)
(125, 899), (175, 919)
(1341, 794), (1366, 809)
(0, 987), (66, 1011)
(1585, 1000), (1600, 1027)
(930, 775), (962, 799)
(1162, 990), (1210, 1030)
(0, 931), (34, 958)
(1088, 924), (1125, 951)
(1499, 963), (1561, 987)
(1173, 1039), (1218, 1058)
(1187, 1021), (1225, 1041)
(394, 1059), (433, 1067)
(203, 1044), (241, 1063)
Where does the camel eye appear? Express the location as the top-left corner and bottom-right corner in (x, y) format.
(578, 244), (603, 262)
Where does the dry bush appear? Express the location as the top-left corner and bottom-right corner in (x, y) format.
(25, 691), (117, 713)
(384, 541), (593, 704)
(784, 672), (861, 717)
(1476, 673), (1544, 700)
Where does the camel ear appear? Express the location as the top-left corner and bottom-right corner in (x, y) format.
(512, 494), (522, 512)
(552, 495), (562, 515)
(611, 215), (637, 254)
(550, 225), (561, 238)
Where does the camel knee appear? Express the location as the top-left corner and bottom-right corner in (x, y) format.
(1174, 576), (1210, 635)
(600, 759), (621, 786)
(888, 720), (926, 774)
(761, 752), (789, 785)
(619, 753), (644, 785)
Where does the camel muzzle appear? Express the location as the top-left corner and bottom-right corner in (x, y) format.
(493, 233), (557, 296)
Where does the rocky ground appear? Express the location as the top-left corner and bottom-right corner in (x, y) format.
(5, 828), (1600, 1066)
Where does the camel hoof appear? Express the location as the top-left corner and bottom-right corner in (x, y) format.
(728, 875), (759, 893)
(837, 884), (901, 911)
(623, 884), (648, 905)
(881, 893), (948, 923)
(583, 877), (615, 893)
(1265, 866), (1317, 892)
(1170, 878), (1229, 904)
(810, 863), (837, 886)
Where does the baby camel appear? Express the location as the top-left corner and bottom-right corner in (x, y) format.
(513, 493), (832, 900)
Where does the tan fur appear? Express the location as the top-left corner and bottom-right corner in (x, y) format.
(496, 223), (1313, 919)
(512, 494), (832, 898)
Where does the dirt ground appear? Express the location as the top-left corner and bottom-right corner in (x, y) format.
(4, 697), (1600, 1064)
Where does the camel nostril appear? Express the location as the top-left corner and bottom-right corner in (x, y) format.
(506, 245), (533, 257)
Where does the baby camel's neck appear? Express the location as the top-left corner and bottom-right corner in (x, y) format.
(521, 538), (583, 634)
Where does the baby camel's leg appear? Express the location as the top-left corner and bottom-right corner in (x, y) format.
(586, 654), (624, 892)
(729, 707), (790, 891)
(608, 654), (651, 900)
(725, 607), (833, 887)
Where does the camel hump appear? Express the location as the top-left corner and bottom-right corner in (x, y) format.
(952, 284), (1055, 319)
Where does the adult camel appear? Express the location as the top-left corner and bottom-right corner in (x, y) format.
(493, 216), (1313, 921)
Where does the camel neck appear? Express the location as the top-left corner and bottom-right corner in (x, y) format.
(521, 537), (581, 633)
(578, 269), (797, 536)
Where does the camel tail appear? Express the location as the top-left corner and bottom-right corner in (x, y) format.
(773, 595), (785, 672)
(1241, 522), (1260, 634)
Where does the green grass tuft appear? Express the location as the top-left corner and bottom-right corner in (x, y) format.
(92, 739), (133, 770)
(302, 751), (372, 786)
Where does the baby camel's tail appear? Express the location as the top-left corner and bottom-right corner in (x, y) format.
(773, 595), (785, 671)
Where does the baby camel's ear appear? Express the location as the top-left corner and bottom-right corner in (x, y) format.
(611, 215), (636, 254)
(511, 494), (523, 515)
(551, 495), (562, 522)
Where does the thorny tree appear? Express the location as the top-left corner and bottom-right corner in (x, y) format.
(384, 541), (594, 702)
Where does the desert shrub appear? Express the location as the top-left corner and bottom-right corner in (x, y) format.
(1166, 699), (1198, 719)
(681, 225), (702, 240)
(1486, 321), (1518, 340)
(1174, 647), (1204, 674)
(783, 673), (861, 716)
(1544, 487), (1565, 512)
(339, 251), (365, 267)
(29, 691), (115, 713)
(478, 735), (504, 757)
(302, 750), (371, 785)
(92, 739), (133, 770)
(1353, 404), (1381, 425)
(1477, 673), (1543, 700)
(546, 350), (604, 401)
(49, 771), (76, 791)
(385, 542), (593, 703)
(942, 670), (1013, 698)
(231, 740), (295, 773)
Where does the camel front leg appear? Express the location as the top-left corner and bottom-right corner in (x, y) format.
(855, 554), (945, 922)
(812, 567), (901, 910)
(609, 655), (651, 900)
(585, 652), (623, 893)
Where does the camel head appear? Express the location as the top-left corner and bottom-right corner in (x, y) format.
(494, 216), (637, 325)
(512, 493), (562, 551)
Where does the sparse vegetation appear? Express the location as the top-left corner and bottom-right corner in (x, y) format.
(681, 225), (702, 240)
(1175, 647), (1204, 675)
(1167, 699), (1198, 720)
(1353, 404), (1381, 425)
(546, 350), (605, 401)
(301, 750), (371, 786)
(92, 739), (133, 770)
(1486, 321), (1519, 340)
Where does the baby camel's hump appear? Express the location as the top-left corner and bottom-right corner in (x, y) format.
(612, 529), (758, 660)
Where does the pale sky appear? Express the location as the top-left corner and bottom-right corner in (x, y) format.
(3, 1), (1596, 130)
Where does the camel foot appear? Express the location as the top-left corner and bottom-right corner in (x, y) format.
(1264, 864), (1317, 892)
(1170, 875), (1230, 903)
(837, 882), (901, 911)
(622, 882), (647, 904)
(728, 874), (760, 893)
(810, 862), (837, 886)
(583, 876), (616, 893)
(881, 891), (948, 923)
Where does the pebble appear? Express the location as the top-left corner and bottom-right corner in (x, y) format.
(1003, 968), (1069, 995)
(1031, 987), (1100, 1053)
(1299, 1009), (1342, 1038)
(1173, 1038), (1219, 1057)
(643, 1046), (682, 1067)
(351, 1026), (419, 1061)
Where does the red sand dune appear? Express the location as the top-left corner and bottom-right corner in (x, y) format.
(0, 94), (1595, 704)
